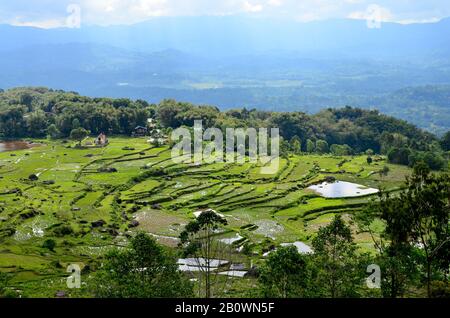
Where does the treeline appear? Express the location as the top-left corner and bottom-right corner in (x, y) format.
(0, 87), (448, 169)
(157, 99), (448, 169)
(0, 87), (151, 138)
(157, 99), (439, 153)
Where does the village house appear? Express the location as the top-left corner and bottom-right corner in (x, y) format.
(95, 133), (108, 146)
(133, 126), (148, 137)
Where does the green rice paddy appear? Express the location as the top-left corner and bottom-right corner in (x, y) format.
(0, 137), (413, 297)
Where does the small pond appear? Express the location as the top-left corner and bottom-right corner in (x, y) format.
(281, 242), (313, 254)
(219, 234), (243, 245)
(308, 181), (379, 198)
(0, 141), (40, 152)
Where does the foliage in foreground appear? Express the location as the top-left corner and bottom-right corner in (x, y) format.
(357, 163), (450, 298)
(259, 215), (373, 298)
(179, 210), (229, 298)
(91, 232), (193, 298)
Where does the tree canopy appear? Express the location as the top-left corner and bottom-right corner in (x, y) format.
(0, 88), (445, 167)
(92, 232), (193, 298)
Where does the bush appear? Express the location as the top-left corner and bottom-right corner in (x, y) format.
(259, 246), (311, 298)
(0, 272), (9, 295)
(388, 147), (411, 165)
(315, 140), (329, 154)
(330, 144), (353, 156)
(1, 289), (18, 298)
(92, 232), (193, 298)
(42, 239), (56, 251)
(52, 225), (74, 237)
(431, 281), (450, 298)
(408, 152), (446, 170)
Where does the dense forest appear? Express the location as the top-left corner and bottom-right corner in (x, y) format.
(0, 87), (448, 170)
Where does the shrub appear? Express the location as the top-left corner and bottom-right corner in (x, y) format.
(53, 225), (74, 237)
(330, 144), (353, 156)
(388, 147), (411, 165)
(42, 239), (56, 251)
(408, 152), (446, 170)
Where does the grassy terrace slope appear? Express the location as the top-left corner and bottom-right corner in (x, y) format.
(0, 137), (413, 296)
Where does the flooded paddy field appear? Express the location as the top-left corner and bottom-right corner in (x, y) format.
(0, 138), (413, 297)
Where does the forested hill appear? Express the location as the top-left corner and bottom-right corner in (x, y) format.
(0, 87), (448, 169)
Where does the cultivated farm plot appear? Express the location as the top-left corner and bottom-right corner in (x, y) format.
(0, 137), (413, 296)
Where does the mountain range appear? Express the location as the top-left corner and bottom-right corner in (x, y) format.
(0, 16), (449, 134)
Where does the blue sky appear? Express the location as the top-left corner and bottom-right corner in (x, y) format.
(1, 0), (449, 28)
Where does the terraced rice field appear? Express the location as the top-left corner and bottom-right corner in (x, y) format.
(0, 137), (413, 296)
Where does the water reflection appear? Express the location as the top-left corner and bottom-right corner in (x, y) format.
(308, 180), (379, 198)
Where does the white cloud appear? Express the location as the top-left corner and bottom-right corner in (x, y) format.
(242, 1), (264, 13)
(267, 0), (282, 7)
(9, 17), (67, 29)
(396, 17), (440, 24)
(81, 0), (169, 25)
(0, 0), (449, 28)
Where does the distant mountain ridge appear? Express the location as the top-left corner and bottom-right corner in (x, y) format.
(0, 17), (449, 135)
(1, 17), (450, 57)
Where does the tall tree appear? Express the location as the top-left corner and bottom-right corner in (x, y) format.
(316, 139), (329, 154)
(312, 215), (364, 298)
(70, 127), (89, 146)
(290, 136), (302, 154)
(400, 163), (450, 297)
(46, 124), (60, 139)
(0, 107), (27, 138)
(26, 110), (48, 137)
(306, 139), (315, 153)
(356, 200), (420, 298)
(259, 246), (312, 298)
(179, 210), (228, 298)
(363, 163), (450, 297)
